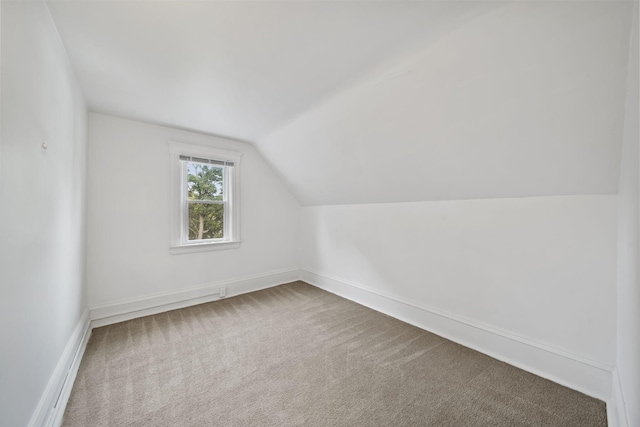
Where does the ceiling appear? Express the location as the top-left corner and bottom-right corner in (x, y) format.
(47, 1), (635, 205)
(47, 0), (504, 142)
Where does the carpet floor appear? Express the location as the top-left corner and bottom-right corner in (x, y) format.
(63, 281), (607, 426)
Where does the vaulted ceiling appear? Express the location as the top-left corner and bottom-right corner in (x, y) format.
(47, 1), (504, 141)
(48, 1), (635, 205)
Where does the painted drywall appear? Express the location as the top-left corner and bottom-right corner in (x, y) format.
(260, 1), (632, 205)
(616, 2), (639, 425)
(300, 195), (618, 368)
(0, 2), (88, 427)
(86, 113), (299, 307)
(46, 1), (506, 141)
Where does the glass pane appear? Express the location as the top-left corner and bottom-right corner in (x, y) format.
(188, 203), (224, 240)
(187, 162), (223, 201)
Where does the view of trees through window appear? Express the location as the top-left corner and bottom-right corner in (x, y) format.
(187, 162), (224, 240)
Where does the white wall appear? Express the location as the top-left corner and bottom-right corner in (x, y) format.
(300, 195), (618, 370)
(0, 2), (88, 427)
(86, 113), (299, 307)
(260, 1), (632, 206)
(616, 2), (639, 425)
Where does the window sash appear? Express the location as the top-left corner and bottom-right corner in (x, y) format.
(181, 161), (231, 243)
(185, 201), (227, 242)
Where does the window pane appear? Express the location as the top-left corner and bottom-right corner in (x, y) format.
(187, 162), (223, 201)
(188, 203), (224, 240)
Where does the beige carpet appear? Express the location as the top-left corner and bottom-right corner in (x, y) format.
(63, 281), (607, 426)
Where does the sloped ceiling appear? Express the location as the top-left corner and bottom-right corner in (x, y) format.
(48, 1), (634, 205)
(261, 1), (634, 205)
(47, 1), (503, 141)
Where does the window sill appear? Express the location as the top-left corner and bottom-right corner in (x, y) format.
(169, 240), (241, 255)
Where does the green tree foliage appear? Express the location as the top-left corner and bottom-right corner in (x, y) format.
(187, 163), (224, 240)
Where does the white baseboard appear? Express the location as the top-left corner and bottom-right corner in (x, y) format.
(27, 309), (91, 427)
(609, 368), (628, 427)
(300, 269), (615, 402)
(90, 268), (301, 327)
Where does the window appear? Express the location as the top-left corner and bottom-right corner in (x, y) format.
(168, 141), (241, 254)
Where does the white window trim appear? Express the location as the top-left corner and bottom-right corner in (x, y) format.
(168, 141), (242, 255)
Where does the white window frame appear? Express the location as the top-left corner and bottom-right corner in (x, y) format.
(168, 141), (242, 255)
